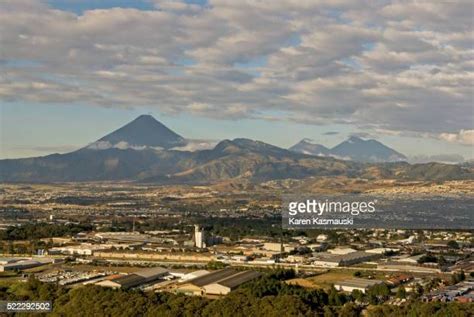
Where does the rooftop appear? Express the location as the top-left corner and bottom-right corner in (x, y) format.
(184, 268), (238, 287)
(216, 270), (262, 289)
(335, 278), (384, 288)
(134, 267), (168, 279)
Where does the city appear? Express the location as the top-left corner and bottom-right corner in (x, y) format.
(0, 182), (472, 315)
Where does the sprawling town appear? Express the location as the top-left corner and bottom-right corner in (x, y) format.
(1, 182), (472, 315)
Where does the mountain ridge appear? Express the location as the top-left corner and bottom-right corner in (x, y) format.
(0, 116), (470, 184)
(289, 136), (407, 162)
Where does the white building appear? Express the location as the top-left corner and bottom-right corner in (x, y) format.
(328, 247), (357, 255)
(334, 278), (384, 293)
(194, 225), (206, 249)
(316, 234), (328, 242)
(48, 243), (113, 256)
(365, 248), (399, 254)
(313, 251), (379, 267)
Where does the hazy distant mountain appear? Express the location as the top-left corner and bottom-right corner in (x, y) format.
(409, 154), (465, 164)
(88, 114), (187, 150)
(290, 136), (407, 163)
(331, 136), (406, 162)
(1, 116), (470, 183)
(288, 139), (331, 156)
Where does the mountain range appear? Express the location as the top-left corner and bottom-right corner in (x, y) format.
(0, 115), (471, 184)
(289, 137), (407, 162)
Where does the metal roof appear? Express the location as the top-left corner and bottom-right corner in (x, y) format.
(335, 278), (384, 288)
(185, 268), (238, 287)
(112, 274), (146, 288)
(216, 270), (262, 289)
(134, 267), (168, 279)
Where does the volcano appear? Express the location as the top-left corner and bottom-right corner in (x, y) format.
(88, 114), (187, 150)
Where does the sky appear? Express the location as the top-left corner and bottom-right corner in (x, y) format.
(0, 0), (473, 161)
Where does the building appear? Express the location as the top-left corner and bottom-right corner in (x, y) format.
(386, 274), (413, 286)
(48, 243), (113, 256)
(178, 270), (210, 282)
(0, 257), (28, 265)
(203, 271), (262, 295)
(194, 225), (206, 249)
(328, 247), (357, 255)
(96, 267), (169, 289)
(316, 234), (328, 242)
(365, 248), (399, 254)
(0, 257), (55, 272)
(334, 278), (384, 293)
(263, 242), (296, 253)
(394, 254), (424, 264)
(175, 268), (261, 296)
(97, 274), (145, 289)
(313, 251), (379, 267)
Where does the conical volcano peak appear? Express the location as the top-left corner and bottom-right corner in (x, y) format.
(88, 114), (187, 150)
(133, 114), (158, 123)
(289, 139), (330, 156)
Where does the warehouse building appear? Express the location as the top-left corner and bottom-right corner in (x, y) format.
(0, 257), (55, 272)
(96, 267), (169, 289)
(334, 278), (384, 293)
(313, 251), (379, 267)
(178, 270), (210, 282)
(203, 270), (262, 295)
(175, 268), (261, 296)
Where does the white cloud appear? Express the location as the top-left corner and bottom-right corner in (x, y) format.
(0, 0), (472, 141)
(439, 130), (474, 145)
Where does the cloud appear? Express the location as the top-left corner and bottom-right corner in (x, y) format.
(13, 145), (79, 153)
(350, 132), (373, 139)
(409, 154), (465, 164)
(0, 0), (472, 141)
(439, 130), (474, 145)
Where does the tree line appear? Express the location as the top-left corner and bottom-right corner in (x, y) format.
(0, 272), (472, 316)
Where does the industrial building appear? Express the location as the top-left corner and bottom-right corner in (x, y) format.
(48, 244), (113, 256)
(313, 251), (379, 267)
(203, 271), (262, 295)
(263, 242), (297, 253)
(179, 270), (210, 282)
(0, 257), (56, 272)
(175, 268), (261, 296)
(334, 278), (384, 293)
(96, 267), (169, 289)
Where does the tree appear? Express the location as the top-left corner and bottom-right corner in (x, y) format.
(367, 284), (390, 304)
(396, 286), (406, 299)
(338, 303), (361, 317)
(328, 286), (345, 306)
(417, 254), (437, 264)
(447, 240), (459, 249)
(413, 283), (424, 298)
(351, 289), (364, 302)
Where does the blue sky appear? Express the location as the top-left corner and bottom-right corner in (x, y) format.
(1, 0), (472, 160)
